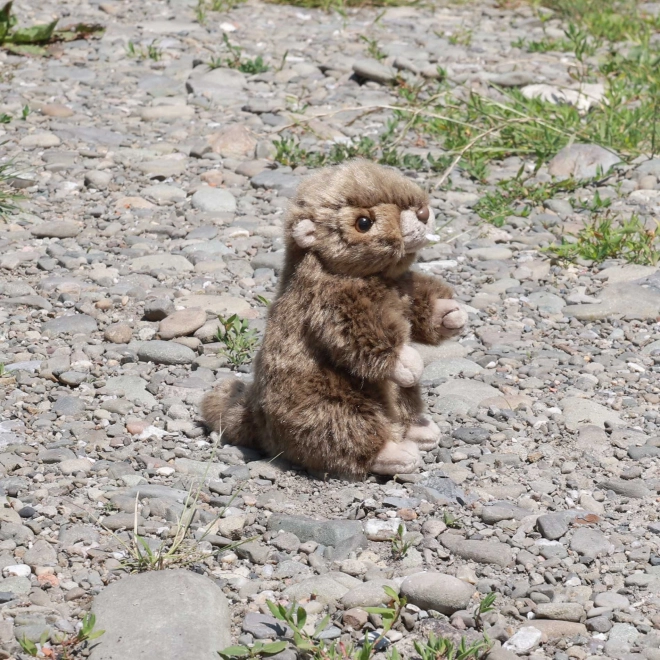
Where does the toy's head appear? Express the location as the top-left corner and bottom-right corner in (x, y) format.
(282, 159), (433, 285)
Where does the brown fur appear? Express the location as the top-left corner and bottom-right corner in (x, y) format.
(201, 159), (460, 478)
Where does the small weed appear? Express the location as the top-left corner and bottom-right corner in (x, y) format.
(447, 27), (473, 46)
(126, 39), (162, 61)
(0, 112), (10, 123)
(219, 640), (288, 658)
(443, 511), (461, 528)
(216, 314), (259, 369)
(474, 173), (582, 227)
(255, 294), (271, 307)
(21, 103), (30, 119)
(0, 363), (5, 376)
(360, 35), (386, 61)
(20, 613), (104, 659)
(273, 134), (425, 172)
(414, 632), (490, 660)
(209, 34), (269, 74)
(390, 523), (412, 560)
(0, 162), (22, 219)
(546, 213), (660, 265)
(0, 1), (104, 56)
(474, 592), (497, 631)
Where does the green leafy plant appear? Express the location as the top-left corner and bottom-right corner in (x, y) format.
(390, 523), (413, 560)
(219, 640), (288, 658)
(0, 2), (104, 56)
(360, 35), (386, 61)
(0, 162), (22, 219)
(211, 35), (269, 74)
(474, 593), (497, 632)
(414, 632), (490, 660)
(216, 314), (259, 369)
(443, 511), (461, 529)
(126, 39), (162, 61)
(547, 213), (660, 265)
(19, 614), (104, 659)
(0, 363), (5, 376)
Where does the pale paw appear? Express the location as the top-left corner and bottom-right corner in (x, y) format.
(433, 299), (468, 337)
(391, 344), (423, 388)
(405, 414), (441, 451)
(370, 440), (423, 476)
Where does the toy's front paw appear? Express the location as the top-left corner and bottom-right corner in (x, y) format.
(391, 344), (423, 388)
(433, 299), (468, 337)
(370, 440), (422, 475)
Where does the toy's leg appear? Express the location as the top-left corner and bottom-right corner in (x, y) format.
(394, 385), (440, 451)
(405, 414), (441, 451)
(370, 439), (422, 475)
(201, 379), (261, 449)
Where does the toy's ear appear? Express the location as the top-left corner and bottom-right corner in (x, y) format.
(292, 219), (316, 249)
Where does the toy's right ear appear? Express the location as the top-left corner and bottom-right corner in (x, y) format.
(292, 219), (316, 249)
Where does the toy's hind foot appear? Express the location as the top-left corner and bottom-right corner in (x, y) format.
(405, 414), (441, 451)
(370, 440), (422, 475)
(433, 298), (468, 338)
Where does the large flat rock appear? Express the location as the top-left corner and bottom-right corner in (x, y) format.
(90, 570), (230, 660)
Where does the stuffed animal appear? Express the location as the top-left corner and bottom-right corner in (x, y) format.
(202, 159), (467, 478)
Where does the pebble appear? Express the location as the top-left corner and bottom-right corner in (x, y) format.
(400, 572), (474, 614)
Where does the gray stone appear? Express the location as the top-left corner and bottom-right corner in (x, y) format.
(159, 308), (207, 340)
(191, 187), (237, 213)
(242, 612), (292, 640)
(102, 376), (157, 407)
(452, 427), (489, 445)
(480, 503), (530, 524)
(570, 527), (613, 557)
(85, 171), (113, 189)
(536, 510), (597, 541)
(412, 473), (468, 505)
(440, 533), (514, 567)
(251, 171), (300, 198)
(42, 314), (98, 336)
(560, 397), (622, 430)
(535, 602), (585, 622)
(340, 581), (398, 609)
(400, 572), (474, 614)
(527, 291), (565, 314)
(431, 379), (500, 409)
(593, 591), (630, 609)
(130, 255), (193, 273)
(268, 514), (364, 548)
(565, 282), (660, 320)
(599, 478), (651, 498)
(548, 144), (621, 179)
(52, 397), (86, 416)
(137, 159), (187, 179)
(352, 59), (397, 84)
(0, 576), (30, 595)
(137, 341), (196, 365)
(23, 539), (57, 567)
(421, 358), (482, 383)
(3, 295), (52, 311)
(90, 570), (230, 660)
(283, 575), (353, 604)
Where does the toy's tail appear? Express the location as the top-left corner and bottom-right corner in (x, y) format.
(200, 379), (261, 449)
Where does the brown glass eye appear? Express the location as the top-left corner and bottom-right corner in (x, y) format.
(416, 205), (430, 223)
(356, 216), (373, 232)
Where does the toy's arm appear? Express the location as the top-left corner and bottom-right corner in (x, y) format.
(306, 282), (421, 385)
(397, 272), (467, 344)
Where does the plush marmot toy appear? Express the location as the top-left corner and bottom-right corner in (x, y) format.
(202, 159), (467, 478)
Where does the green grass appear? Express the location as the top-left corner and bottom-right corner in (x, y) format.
(207, 34), (269, 74)
(546, 214), (660, 265)
(216, 314), (259, 369)
(126, 40), (162, 61)
(474, 174), (582, 227)
(0, 162), (21, 219)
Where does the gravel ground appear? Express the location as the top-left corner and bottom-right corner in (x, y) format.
(1, 1), (660, 659)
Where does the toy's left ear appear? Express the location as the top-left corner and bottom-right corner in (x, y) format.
(292, 219), (316, 248)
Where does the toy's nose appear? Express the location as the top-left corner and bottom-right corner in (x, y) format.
(416, 205), (429, 224)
